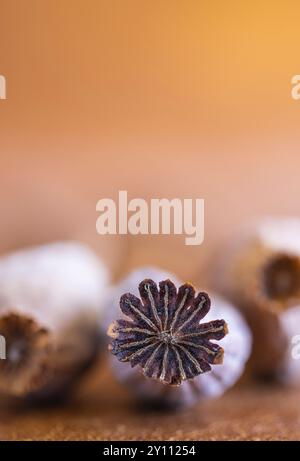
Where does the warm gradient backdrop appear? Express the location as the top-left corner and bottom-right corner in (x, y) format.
(1, 0), (300, 283)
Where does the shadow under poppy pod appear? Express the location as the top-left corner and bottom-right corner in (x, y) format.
(214, 217), (300, 380)
(107, 267), (252, 409)
(0, 242), (109, 402)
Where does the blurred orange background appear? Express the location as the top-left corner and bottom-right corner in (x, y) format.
(0, 0), (300, 283)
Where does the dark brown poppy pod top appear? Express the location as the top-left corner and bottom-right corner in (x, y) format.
(214, 217), (300, 379)
(108, 279), (227, 386)
(107, 268), (251, 408)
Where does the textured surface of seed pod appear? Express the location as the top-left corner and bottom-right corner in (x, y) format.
(214, 217), (300, 377)
(102, 267), (181, 333)
(0, 242), (109, 401)
(107, 267), (252, 409)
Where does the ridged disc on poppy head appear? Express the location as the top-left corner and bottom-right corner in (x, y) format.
(108, 279), (228, 386)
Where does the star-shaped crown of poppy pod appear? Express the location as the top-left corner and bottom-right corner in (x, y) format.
(108, 279), (228, 386)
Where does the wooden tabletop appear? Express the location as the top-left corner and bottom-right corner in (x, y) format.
(1, 358), (299, 441)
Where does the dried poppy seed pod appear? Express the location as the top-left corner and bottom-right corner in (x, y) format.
(107, 268), (251, 409)
(214, 217), (300, 378)
(0, 242), (109, 402)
